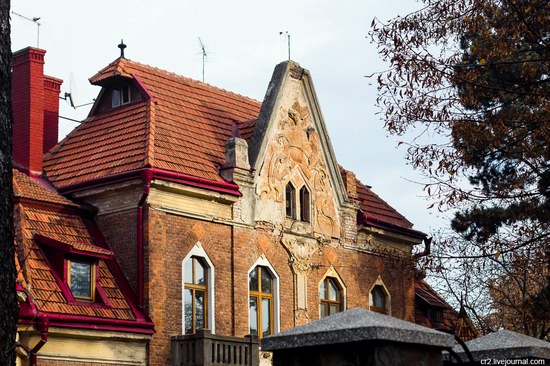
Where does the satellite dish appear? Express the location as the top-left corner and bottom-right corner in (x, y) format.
(61, 73), (94, 110)
(68, 72), (78, 109)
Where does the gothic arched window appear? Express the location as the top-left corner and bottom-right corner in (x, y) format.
(249, 266), (274, 338)
(184, 256), (208, 333)
(299, 186), (310, 222)
(370, 285), (388, 314)
(320, 277), (343, 318)
(285, 183), (296, 219)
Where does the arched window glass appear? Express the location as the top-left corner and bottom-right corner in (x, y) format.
(249, 266), (274, 338)
(184, 256), (208, 333)
(299, 186), (310, 222)
(370, 285), (387, 314)
(285, 183), (296, 219)
(320, 277), (342, 318)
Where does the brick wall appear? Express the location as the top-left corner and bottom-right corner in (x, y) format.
(12, 47), (45, 174)
(96, 210), (138, 293)
(144, 208), (233, 365)
(141, 205), (415, 365)
(42, 76), (62, 154)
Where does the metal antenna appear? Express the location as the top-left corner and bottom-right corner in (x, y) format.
(198, 37), (208, 82)
(279, 31), (290, 60)
(12, 11), (41, 47)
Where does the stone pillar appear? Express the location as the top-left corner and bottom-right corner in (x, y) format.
(262, 308), (455, 366)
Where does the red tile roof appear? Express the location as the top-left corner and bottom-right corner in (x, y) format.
(44, 58), (422, 235)
(13, 168), (79, 208)
(415, 278), (479, 341)
(414, 278), (457, 332)
(44, 58), (261, 188)
(339, 167), (424, 236)
(355, 175), (414, 229)
(14, 170), (142, 322)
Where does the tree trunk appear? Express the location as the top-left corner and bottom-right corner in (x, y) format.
(0, 1), (17, 365)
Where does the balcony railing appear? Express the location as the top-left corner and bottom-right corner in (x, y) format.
(171, 330), (260, 366)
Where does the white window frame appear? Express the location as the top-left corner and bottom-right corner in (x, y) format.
(318, 266), (347, 318)
(111, 84), (131, 108)
(182, 242), (215, 334)
(247, 256), (280, 336)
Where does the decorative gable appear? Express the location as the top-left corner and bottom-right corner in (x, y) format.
(251, 62), (351, 238)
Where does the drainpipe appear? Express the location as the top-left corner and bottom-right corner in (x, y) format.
(137, 170), (153, 310)
(29, 313), (48, 366)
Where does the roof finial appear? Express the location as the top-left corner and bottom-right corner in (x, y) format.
(118, 39), (127, 59)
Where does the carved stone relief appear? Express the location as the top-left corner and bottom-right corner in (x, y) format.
(281, 234), (318, 273)
(281, 233), (319, 314)
(356, 230), (410, 257)
(256, 100), (340, 238)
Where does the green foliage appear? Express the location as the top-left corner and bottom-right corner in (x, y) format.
(370, 0), (550, 337)
(370, 0), (549, 249)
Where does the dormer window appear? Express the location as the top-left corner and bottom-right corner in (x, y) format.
(299, 186), (310, 222)
(427, 308), (443, 323)
(68, 259), (96, 302)
(112, 84), (131, 108)
(285, 183), (296, 219)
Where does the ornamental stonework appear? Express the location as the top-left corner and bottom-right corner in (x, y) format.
(255, 98), (340, 238)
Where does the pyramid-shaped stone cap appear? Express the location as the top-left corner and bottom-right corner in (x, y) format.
(262, 307), (455, 351)
(453, 329), (550, 361)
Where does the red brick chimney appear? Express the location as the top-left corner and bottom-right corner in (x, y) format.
(43, 76), (63, 154)
(12, 47), (62, 176)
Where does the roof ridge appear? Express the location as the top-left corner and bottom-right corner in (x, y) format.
(123, 59), (261, 106)
(144, 100), (156, 167)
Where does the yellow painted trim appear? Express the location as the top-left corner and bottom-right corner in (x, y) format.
(17, 326), (150, 366)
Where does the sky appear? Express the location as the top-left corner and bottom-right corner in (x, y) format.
(11, 0), (451, 235)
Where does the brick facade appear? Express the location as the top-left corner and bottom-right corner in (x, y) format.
(91, 198), (417, 365)
(30, 54), (426, 366)
(96, 210), (139, 293)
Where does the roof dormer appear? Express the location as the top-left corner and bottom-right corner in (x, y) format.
(89, 76), (145, 116)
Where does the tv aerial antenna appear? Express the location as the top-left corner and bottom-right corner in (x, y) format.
(12, 11), (41, 47)
(198, 37), (209, 82)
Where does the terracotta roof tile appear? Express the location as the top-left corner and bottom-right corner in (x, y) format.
(355, 178), (414, 229)
(44, 102), (149, 187)
(13, 169), (79, 207)
(414, 278), (457, 333)
(238, 120), (257, 140)
(13, 171), (138, 321)
(43, 59), (261, 189)
(44, 58), (420, 234)
(337, 167), (417, 233)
